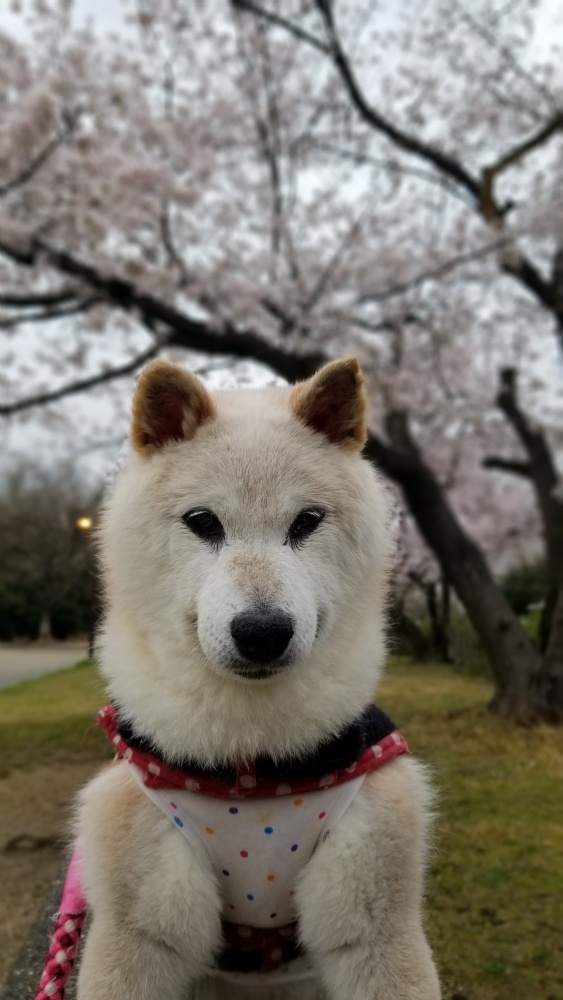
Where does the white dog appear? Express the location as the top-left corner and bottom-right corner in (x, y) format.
(72, 357), (440, 1000)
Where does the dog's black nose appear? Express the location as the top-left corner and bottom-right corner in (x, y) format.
(230, 609), (294, 662)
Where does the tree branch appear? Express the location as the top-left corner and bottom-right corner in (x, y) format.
(232, 0), (329, 53)
(351, 312), (421, 335)
(551, 242), (563, 326)
(0, 287), (79, 308)
(236, 1), (560, 325)
(359, 237), (512, 303)
(307, 140), (474, 206)
(481, 113), (563, 221)
(0, 236), (326, 384)
(0, 113), (75, 199)
(313, 0), (481, 202)
(452, 1), (556, 113)
(496, 368), (558, 486)
(482, 456), (532, 477)
(159, 202), (189, 285)
(0, 298), (98, 329)
(0, 338), (166, 415)
(234, 0), (480, 200)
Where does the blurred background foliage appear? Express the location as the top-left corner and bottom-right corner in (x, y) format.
(0, 471), (100, 642)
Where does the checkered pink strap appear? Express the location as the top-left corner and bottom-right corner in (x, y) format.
(35, 848), (86, 1000)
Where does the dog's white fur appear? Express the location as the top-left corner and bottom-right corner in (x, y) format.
(76, 359), (441, 999)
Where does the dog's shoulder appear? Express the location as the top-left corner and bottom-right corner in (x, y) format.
(359, 754), (436, 826)
(77, 762), (155, 887)
(78, 759), (148, 836)
(315, 754), (435, 864)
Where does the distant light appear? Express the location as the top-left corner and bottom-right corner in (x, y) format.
(77, 516), (93, 531)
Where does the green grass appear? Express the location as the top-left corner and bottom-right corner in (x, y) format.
(1, 657), (562, 999)
(0, 661), (108, 775)
(379, 659), (563, 1000)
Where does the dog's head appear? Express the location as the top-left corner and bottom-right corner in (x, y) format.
(99, 358), (393, 762)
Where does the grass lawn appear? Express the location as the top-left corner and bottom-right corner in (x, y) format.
(0, 662), (108, 985)
(0, 661), (107, 776)
(378, 661), (563, 1000)
(1, 657), (562, 999)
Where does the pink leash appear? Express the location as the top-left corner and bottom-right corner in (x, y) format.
(35, 848), (86, 1000)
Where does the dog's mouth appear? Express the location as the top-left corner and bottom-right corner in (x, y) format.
(227, 655), (293, 682)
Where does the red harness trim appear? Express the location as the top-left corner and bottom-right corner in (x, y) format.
(97, 704), (408, 798)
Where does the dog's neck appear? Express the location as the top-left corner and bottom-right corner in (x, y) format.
(105, 702), (400, 779)
(97, 612), (386, 768)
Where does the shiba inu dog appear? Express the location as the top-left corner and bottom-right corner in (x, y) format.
(74, 357), (440, 1000)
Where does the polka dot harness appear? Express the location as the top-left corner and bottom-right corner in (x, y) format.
(35, 704), (408, 997)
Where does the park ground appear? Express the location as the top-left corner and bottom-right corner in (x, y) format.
(0, 640), (89, 689)
(0, 658), (562, 1000)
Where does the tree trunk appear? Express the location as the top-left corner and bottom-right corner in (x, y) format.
(38, 611), (51, 640)
(389, 600), (431, 661)
(484, 367), (563, 649)
(427, 580), (453, 664)
(408, 573), (453, 664)
(364, 413), (560, 722)
(535, 586), (563, 719)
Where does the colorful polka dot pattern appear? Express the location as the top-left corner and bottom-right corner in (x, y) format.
(136, 766), (371, 936)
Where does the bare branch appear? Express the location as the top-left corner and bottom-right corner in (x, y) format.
(0, 235), (35, 265)
(0, 287), (79, 308)
(313, 0), (481, 202)
(496, 368), (559, 491)
(551, 243), (563, 323)
(237, 2), (559, 326)
(0, 338), (166, 415)
(0, 298), (98, 329)
(0, 113), (74, 199)
(0, 236), (326, 383)
(159, 202), (189, 285)
(351, 312), (421, 335)
(232, 0), (329, 53)
(483, 456), (532, 477)
(452, 2), (556, 113)
(481, 113), (563, 221)
(308, 140), (475, 207)
(235, 14), (285, 264)
(359, 237), (512, 303)
(303, 214), (363, 311)
(501, 250), (557, 318)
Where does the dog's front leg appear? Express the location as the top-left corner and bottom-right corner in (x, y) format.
(296, 757), (441, 1000)
(77, 915), (205, 1000)
(75, 762), (223, 1000)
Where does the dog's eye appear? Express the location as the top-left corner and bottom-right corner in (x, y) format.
(183, 508), (225, 548)
(286, 508), (325, 549)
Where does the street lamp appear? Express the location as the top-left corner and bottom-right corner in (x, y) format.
(76, 515), (93, 531)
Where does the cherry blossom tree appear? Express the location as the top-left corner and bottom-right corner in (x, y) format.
(0, 0), (562, 720)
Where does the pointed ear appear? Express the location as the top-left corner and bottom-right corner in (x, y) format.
(131, 359), (216, 455)
(291, 357), (368, 450)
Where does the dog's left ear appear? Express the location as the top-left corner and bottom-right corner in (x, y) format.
(131, 359), (216, 455)
(291, 357), (367, 450)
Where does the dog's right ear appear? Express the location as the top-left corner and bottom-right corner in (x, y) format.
(131, 359), (216, 455)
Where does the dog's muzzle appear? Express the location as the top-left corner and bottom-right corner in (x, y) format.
(230, 608), (294, 667)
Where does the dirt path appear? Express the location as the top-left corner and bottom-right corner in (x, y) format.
(0, 642), (89, 689)
(0, 761), (99, 986)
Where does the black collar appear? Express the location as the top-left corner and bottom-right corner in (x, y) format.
(115, 703), (397, 784)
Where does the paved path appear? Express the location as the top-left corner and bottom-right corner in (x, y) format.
(0, 643), (89, 690)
